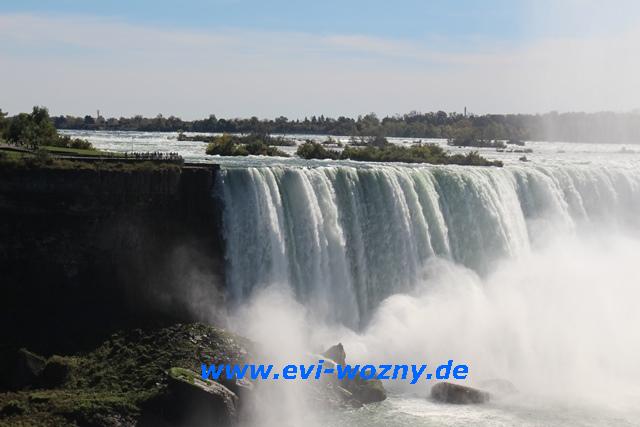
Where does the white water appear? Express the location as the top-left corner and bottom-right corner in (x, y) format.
(217, 161), (640, 426)
(217, 162), (640, 325)
(66, 130), (640, 426)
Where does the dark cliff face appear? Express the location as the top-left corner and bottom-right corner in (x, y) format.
(0, 164), (226, 355)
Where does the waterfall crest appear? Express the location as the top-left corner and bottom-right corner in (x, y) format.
(217, 163), (640, 327)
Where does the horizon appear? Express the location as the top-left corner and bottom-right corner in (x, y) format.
(1, 1), (640, 119)
(18, 108), (640, 122)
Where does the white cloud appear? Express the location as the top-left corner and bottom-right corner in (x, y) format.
(0, 12), (639, 118)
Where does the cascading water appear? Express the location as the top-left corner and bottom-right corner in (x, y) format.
(70, 129), (640, 425)
(217, 162), (640, 328)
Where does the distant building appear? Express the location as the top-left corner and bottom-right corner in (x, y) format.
(96, 109), (105, 125)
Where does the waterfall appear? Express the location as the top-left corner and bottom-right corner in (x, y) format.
(217, 162), (640, 328)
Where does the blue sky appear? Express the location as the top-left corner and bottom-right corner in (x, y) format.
(1, 1), (639, 118)
(0, 1), (529, 42)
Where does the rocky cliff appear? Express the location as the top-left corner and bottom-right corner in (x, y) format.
(0, 164), (225, 356)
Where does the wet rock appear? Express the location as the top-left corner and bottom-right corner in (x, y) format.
(322, 343), (387, 404)
(143, 367), (238, 427)
(342, 375), (387, 404)
(219, 377), (253, 397)
(331, 384), (364, 408)
(431, 382), (490, 404)
(323, 343), (346, 366)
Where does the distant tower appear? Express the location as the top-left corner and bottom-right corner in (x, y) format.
(97, 109), (100, 119)
(464, 106), (467, 117)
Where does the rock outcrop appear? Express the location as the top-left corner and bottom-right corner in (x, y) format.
(322, 343), (387, 405)
(430, 382), (490, 404)
(341, 375), (387, 404)
(322, 343), (346, 366)
(0, 323), (251, 427)
(159, 367), (238, 427)
(0, 164), (225, 357)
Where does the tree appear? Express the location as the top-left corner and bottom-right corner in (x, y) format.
(296, 141), (340, 160)
(6, 107), (59, 149)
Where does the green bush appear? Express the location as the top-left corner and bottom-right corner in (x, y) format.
(341, 143), (449, 164)
(447, 151), (503, 166)
(50, 135), (94, 150)
(296, 141), (340, 160)
(205, 134), (288, 157)
(296, 140), (502, 166)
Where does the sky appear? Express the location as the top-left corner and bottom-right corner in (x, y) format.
(1, 0), (640, 119)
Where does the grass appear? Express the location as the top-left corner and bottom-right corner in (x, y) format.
(0, 146), (183, 173)
(168, 367), (197, 384)
(40, 146), (111, 157)
(0, 144), (110, 158)
(0, 156), (183, 173)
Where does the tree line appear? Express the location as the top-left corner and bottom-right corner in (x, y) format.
(50, 110), (640, 143)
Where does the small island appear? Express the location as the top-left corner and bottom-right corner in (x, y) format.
(295, 139), (503, 167)
(178, 132), (295, 147)
(204, 134), (290, 157)
(201, 132), (503, 167)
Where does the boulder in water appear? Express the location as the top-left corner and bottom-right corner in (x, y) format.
(431, 382), (490, 404)
(322, 343), (386, 404)
(342, 375), (387, 404)
(323, 343), (346, 366)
